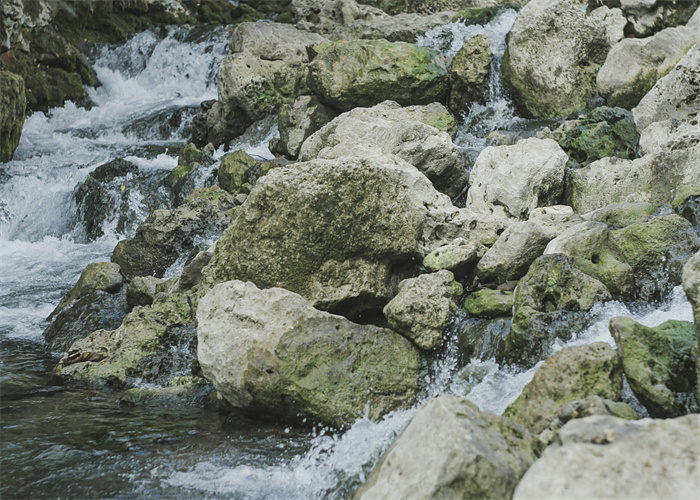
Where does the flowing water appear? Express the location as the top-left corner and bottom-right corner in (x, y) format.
(1, 13), (694, 499)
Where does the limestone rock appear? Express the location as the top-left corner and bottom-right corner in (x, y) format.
(610, 316), (696, 418)
(464, 288), (513, 318)
(513, 414), (700, 500)
(597, 23), (700, 109)
(126, 276), (163, 308)
(612, 214), (700, 301)
(308, 39), (449, 112)
(589, 6), (627, 46)
(682, 250), (700, 402)
(352, 395), (536, 500)
(639, 119), (700, 155)
(581, 202), (655, 228)
(166, 143), (215, 205)
(199, 152), (458, 319)
(619, 0), (700, 37)
(503, 343), (623, 435)
(383, 270), (463, 350)
(505, 255), (612, 366)
(458, 317), (511, 363)
(466, 138), (569, 221)
(197, 280), (419, 426)
(275, 96), (337, 159)
(449, 33), (492, 114)
(423, 237), (487, 279)
(502, 0), (609, 118)
(0, 71), (26, 162)
(544, 221), (635, 299)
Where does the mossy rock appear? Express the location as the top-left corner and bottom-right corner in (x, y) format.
(457, 317), (511, 364)
(610, 317), (696, 418)
(582, 202), (656, 229)
(464, 288), (513, 318)
(218, 149), (257, 194)
(0, 71), (26, 162)
(48, 262), (124, 321)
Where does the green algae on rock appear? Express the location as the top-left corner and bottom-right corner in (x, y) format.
(0, 71), (26, 162)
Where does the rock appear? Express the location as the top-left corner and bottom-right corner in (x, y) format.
(581, 202), (655, 229)
(183, 186), (237, 211)
(200, 152), (458, 319)
(544, 221), (636, 299)
(274, 96), (337, 159)
(166, 143), (215, 205)
(638, 119), (700, 156)
(557, 395), (638, 425)
(213, 23), (328, 142)
(43, 290), (128, 353)
(112, 198), (232, 280)
(618, 0), (700, 38)
(291, 0), (455, 42)
(466, 138), (569, 221)
(449, 34), (492, 114)
(503, 343), (623, 435)
(383, 270), (463, 350)
(352, 395), (536, 500)
(120, 376), (213, 406)
(0, 71), (26, 162)
(505, 255), (612, 366)
(682, 250), (700, 402)
(308, 39), (449, 112)
(422, 237), (487, 279)
(178, 246), (215, 291)
(458, 317), (511, 363)
(568, 144), (700, 215)
(612, 214), (700, 301)
(217, 149), (256, 194)
(513, 414), (700, 500)
(443, 208), (514, 248)
(502, 0), (609, 118)
(589, 6), (627, 46)
(535, 106), (638, 168)
(597, 23), (700, 109)
(633, 43), (700, 132)
(47, 262), (124, 321)
(75, 158), (173, 240)
(475, 212), (584, 284)
(126, 276), (163, 309)
(197, 280), (419, 426)
(464, 288), (513, 318)
(56, 292), (197, 388)
(299, 101), (465, 198)
(610, 316), (696, 418)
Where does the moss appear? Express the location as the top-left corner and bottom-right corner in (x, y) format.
(464, 289), (513, 318)
(609, 70), (660, 109)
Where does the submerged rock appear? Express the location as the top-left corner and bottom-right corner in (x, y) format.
(200, 152), (457, 319)
(617, 0), (700, 38)
(505, 254), (611, 366)
(383, 270), (463, 350)
(503, 343), (623, 436)
(513, 414), (700, 499)
(308, 39), (449, 112)
(352, 395), (536, 500)
(458, 316), (511, 363)
(610, 317), (696, 418)
(0, 71), (26, 162)
(502, 0), (609, 118)
(581, 202), (655, 229)
(682, 250), (700, 402)
(197, 281), (420, 426)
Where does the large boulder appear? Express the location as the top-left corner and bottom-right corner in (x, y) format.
(568, 144), (700, 216)
(308, 39), (449, 112)
(197, 280), (420, 426)
(610, 317), (696, 418)
(466, 138), (569, 221)
(612, 214), (700, 301)
(112, 198), (232, 280)
(544, 221), (635, 299)
(0, 71), (26, 162)
(383, 270), (463, 350)
(597, 23), (700, 109)
(298, 101), (466, 198)
(503, 343), (623, 436)
(505, 254), (612, 366)
(449, 34), (492, 114)
(353, 395), (536, 500)
(682, 250), (700, 402)
(200, 152), (458, 319)
(502, 0), (610, 118)
(513, 414), (700, 500)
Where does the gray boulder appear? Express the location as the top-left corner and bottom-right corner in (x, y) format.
(199, 152), (458, 319)
(617, 0), (700, 37)
(597, 23), (700, 109)
(513, 414), (700, 500)
(383, 270), (463, 350)
(458, 317), (511, 363)
(581, 202), (655, 229)
(449, 34), (492, 114)
(423, 237), (487, 279)
(308, 39), (449, 112)
(275, 96), (337, 159)
(299, 101), (466, 198)
(502, 0), (609, 118)
(466, 138), (569, 221)
(589, 6), (626, 46)
(126, 276), (163, 308)
(639, 119), (700, 155)
(352, 395), (536, 500)
(682, 250), (700, 402)
(610, 316), (696, 418)
(197, 280), (420, 426)
(503, 343), (623, 436)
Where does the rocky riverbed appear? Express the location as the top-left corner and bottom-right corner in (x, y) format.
(2, 0), (700, 498)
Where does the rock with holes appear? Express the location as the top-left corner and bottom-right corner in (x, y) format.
(352, 395), (537, 500)
(197, 280), (420, 426)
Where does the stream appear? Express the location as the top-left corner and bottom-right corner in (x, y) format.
(0, 12), (693, 499)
